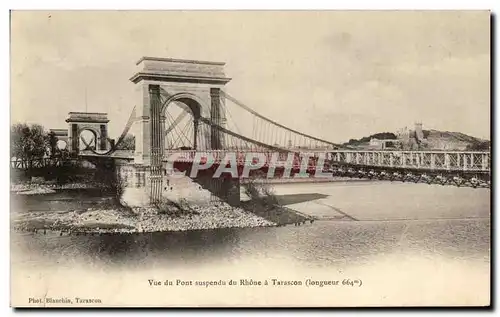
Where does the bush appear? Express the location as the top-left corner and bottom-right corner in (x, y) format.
(92, 160), (127, 202)
(242, 173), (280, 207)
(152, 198), (200, 217)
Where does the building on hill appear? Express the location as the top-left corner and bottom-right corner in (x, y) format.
(368, 138), (400, 150)
(396, 122), (428, 150)
(415, 122), (425, 141)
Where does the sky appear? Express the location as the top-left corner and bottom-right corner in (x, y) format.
(10, 11), (490, 143)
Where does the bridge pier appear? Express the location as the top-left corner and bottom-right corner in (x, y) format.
(116, 163), (151, 208)
(117, 163), (241, 208)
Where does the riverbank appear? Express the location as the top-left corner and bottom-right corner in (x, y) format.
(10, 174), (319, 234)
(11, 202), (276, 234)
(10, 188), (298, 234)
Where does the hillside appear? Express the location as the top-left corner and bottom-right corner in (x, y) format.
(344, 130), (490, 151)
(344, 132), (398, 147)
(424, 130), (490, 151)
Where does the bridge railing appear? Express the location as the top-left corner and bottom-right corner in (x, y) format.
(329, 150), (490, 172)
(163, 150), (490, 173)
(88, 149), (490, 174)
(164, 150), (305, 169)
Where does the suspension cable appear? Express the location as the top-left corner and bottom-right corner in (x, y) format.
(222, 91), (340, 147)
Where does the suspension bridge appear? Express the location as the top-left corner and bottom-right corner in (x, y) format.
(53, 57), (490, 205)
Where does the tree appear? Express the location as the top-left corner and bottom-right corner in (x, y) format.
(466, 141), (490, 151)
(115, 134), (135, 150)
(11, 123), (49, 169)
(47, 131), (58, 157)
(344, 132), (398, 146)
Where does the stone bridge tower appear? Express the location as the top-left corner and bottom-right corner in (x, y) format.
(129, 57), (232, 166)
(66, 112), (110, 154)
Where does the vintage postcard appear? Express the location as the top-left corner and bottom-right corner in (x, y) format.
(10, 10), (490, 307)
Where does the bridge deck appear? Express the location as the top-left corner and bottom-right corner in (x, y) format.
(79, 149), (491, 173)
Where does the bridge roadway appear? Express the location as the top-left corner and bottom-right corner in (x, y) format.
(80, 149), (491, 188)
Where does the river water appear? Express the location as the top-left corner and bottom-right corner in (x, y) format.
(11, 181), (490, 307)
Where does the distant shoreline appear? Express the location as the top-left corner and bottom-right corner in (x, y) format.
(11, 177), (372, 195)
(259, 177), (373, 185)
